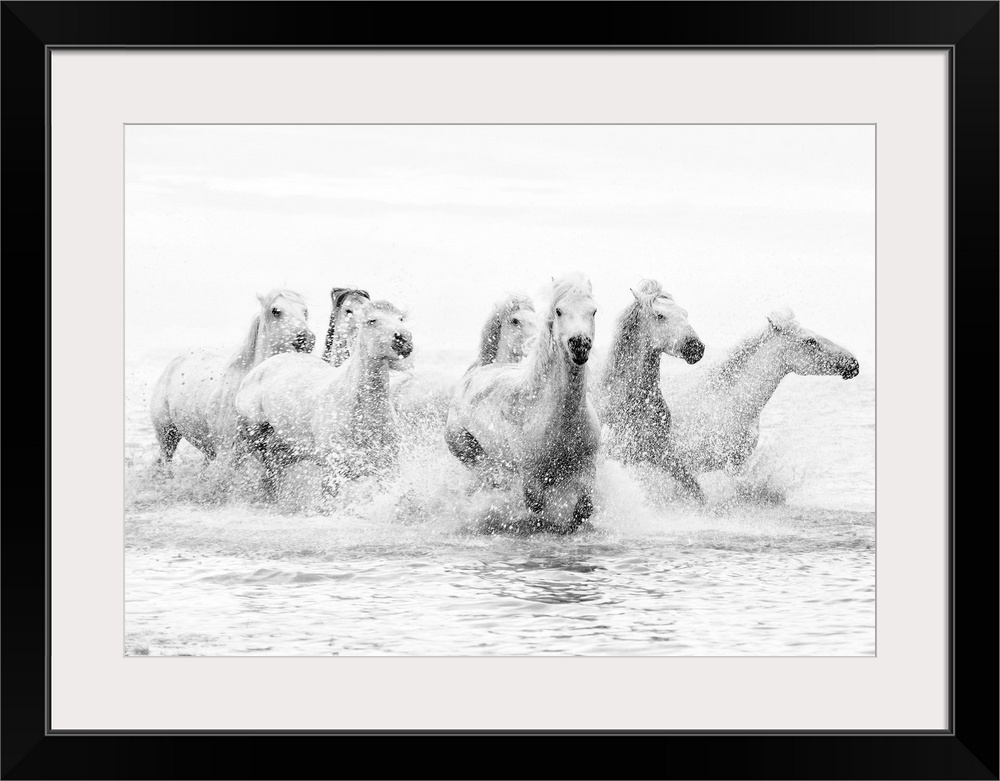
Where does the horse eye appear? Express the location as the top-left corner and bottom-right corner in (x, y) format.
(555, 308), (562, 317)
(805, 337), (819, 347)
(656, 313), (666, 321)
(366, 318), (378, 326)
(511, 318), (520, 326)
(345, 309), (353, 315)
(271, 308), (281, 317)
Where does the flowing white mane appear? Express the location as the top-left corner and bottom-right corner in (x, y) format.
(713, 308), (799, 380)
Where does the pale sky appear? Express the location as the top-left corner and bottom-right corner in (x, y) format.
(125, 124), (874, 366)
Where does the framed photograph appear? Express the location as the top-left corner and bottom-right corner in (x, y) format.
(5, 2), (996, 778)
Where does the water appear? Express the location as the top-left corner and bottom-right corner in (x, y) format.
(125, 348), (875, 656)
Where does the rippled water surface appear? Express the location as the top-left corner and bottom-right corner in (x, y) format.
(126, 352), (875, 656)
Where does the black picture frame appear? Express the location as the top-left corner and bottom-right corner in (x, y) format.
(3, 2), (996, 779)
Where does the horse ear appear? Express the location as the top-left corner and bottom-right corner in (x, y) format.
(766, 308), (794, 331)
(630, 288), (641, 302)
(256, 292), (265, 305)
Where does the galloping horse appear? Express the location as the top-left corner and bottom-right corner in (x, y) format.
(321, 286), (370, 366)
(445, 274), (601, 532)
(149, 289), (314, 466)
(467, 294), (538, 372)
(596, 279), (705, 499)
(666, 308), (860, 483)
(235, 299), (413, 496)
(392, 294), (538, 431)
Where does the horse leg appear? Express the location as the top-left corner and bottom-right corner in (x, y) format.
(447, 427), (509, 491)
(153, 422), (181, 471)
(444, 426), (486, 467)
(667, 459), (704, 503)
(521, 479), (592, 534)
(571, 489), (594, 525)
(318, 457), (347, 501)
(199, 444), (218, 471)
(523, 477), (546, 514)
(259, 450), (284, 501)
(242, 422), (284, 501)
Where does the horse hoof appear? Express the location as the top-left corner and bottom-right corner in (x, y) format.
(572, 493), (594, 522)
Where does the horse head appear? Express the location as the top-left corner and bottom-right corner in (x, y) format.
(257, 289), (314, 356)
(352, 300), (413, 364)
(628, 279), (704, 364)
(548, 274), (598, 366)
(766, 309), (860, 380)
(324, 287), (371, 364)
(331, 287), (371, 343)
(481, 295), (538, 365)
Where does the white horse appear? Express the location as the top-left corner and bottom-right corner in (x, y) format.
(321, 286), (371, 367)
(467, 294), (538, 372)
(596, 279), (705, 499)
(390, 294), (539, 433)
(666, 308), (861, 486)
(149, 289), (314, 466)
(445, 274), (601, 532)
(235, 299), (413, 497)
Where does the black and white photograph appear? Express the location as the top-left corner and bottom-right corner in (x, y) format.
(124, 123), (875, 657)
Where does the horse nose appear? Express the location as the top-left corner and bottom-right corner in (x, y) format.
(568, 335), (592, 365)
(294, 330), (315, 352)
(841, 357), (860, 380)
(682, 337), (704, 364)
(393, 331), (413, 358)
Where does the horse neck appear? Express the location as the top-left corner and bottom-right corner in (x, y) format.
(344, 342), (390, 403)
(720, 337), (790, 416)
(604, 327), (662, 404)
(526, 331), (588, 415)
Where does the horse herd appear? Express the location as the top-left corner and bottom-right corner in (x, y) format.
(149, 274), (860, 532)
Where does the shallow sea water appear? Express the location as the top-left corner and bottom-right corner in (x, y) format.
(125, 350), (875, 657)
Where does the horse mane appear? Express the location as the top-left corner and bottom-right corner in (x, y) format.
(365, 299), (407, 318)
(232, 313), (262, 371)
(473, 294), (535, 367)
(619, 279), (674, 338)
(331, 286), (371, 309)
(260, 287), (308, 312)
(524, 274), (592, 385)
(606, 279), (674, 372)
(711, 309), (800, 381)
(323, 286), (371, 359)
